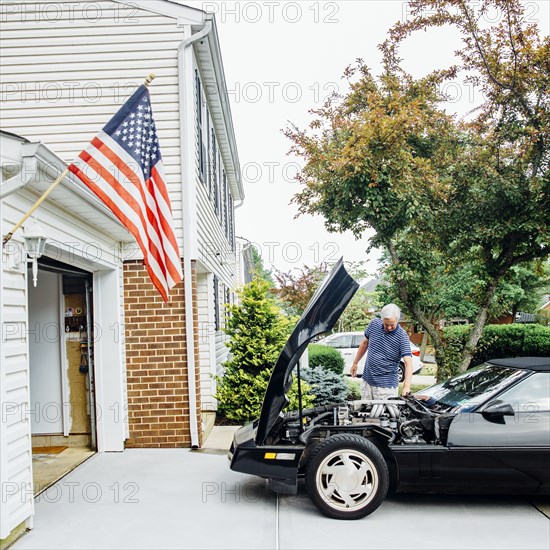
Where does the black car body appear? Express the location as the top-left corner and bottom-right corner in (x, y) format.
(228, 259), (550, 519)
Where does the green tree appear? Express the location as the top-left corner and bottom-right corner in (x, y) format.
(250, 245), (275, 287)
(335, 289), (380, 332)
(222, 278), (290, 377)
(286, 0), (549, 374)
(273, 263), (329, 316)
(492, 262), (550, 320)
(216, 278), (314, 421)
(274, 261), (370, 317)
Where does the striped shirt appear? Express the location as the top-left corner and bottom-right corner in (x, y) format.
(362, 318), (412, 388)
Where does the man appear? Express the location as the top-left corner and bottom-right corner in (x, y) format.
(350, 304), (413, 399)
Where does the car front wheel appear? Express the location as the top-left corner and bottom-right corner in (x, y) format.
(305, 434), (389, 519)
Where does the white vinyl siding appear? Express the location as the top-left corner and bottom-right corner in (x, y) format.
(197, 273), (215, 411)
(215, 331), (229, 379)
(0, 204), (33, 538)
(193, 67), (238, 409)
(0, 0), (188, 250)
(196, 271), (230, 412)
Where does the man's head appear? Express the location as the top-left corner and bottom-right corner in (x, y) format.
(380, 303), (401, 333)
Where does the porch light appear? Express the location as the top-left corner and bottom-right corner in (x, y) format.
(23, 220), (47, 287)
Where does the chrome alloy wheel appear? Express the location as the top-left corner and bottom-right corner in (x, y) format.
(306, 434), (389, 519)
(315, 449), (379, 512)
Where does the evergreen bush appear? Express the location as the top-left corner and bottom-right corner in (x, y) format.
(216, 278), (315, 422)
(216, 367), (314, 421)
(301, 366), (348, 406)
(308, 344), (345, 375)
(345, 378), (362, 401)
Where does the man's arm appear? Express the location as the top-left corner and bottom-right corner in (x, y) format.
(401, 355), (413, 396)
(350, 338), (368, 377)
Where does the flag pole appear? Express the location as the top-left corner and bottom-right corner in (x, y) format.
(2, 74), (157, 247)
(144, 73), (156, 87)
(2, 167), (70, 246)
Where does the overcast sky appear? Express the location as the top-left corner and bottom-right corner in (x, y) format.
(184, 0), (549, 277)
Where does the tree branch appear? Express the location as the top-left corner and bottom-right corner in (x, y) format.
(385, 239), (444, 353)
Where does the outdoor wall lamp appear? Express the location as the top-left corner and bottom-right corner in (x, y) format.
(23, 220), (47, 287)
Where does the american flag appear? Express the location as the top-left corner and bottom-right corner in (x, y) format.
(69, 85), (183, 302)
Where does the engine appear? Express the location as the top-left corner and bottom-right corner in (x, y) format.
(279, 398), (440, 446)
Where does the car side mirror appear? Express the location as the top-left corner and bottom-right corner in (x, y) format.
(482, 400), (515, 424)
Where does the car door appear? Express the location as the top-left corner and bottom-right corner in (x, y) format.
(350, 334), (365, 375)
(444, 372), (550, 492)
(326, 334), (354, 373)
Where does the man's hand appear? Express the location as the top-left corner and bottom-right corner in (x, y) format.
(401, 355), (413, 396)
(350, 339), (368, 378)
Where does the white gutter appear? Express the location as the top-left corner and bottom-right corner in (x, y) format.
(178, 18), (213, 448)
(0, 142), (39, 199)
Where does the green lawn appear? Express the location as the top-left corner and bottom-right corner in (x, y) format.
(420, 363), (438, 376)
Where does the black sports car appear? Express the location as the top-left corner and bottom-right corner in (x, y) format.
(228, 259), (550, 519)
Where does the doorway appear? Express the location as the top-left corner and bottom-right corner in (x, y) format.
(28, 259), (97, 494)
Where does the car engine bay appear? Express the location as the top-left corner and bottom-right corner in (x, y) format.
(271, 397), (456, 447)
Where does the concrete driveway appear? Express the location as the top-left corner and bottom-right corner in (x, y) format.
(11, 445), (549, 550)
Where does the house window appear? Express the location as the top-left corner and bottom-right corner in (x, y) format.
(228, 194), (236, 251)
(225, 287), (230, 306)
(225, 287), (231, 326)
(206, 113), (213, 197)
(223, 170), (229, 238)
(216, 150), (223, 222)
(211, 128), (219, 215)
(195, 70), (206, 182)
(213, 274), (220, 331)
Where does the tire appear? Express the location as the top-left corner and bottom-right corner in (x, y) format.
(398, 362), (405, 383)
(305, 434), (389, 519)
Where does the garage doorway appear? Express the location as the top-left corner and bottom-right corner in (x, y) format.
(28, 258), (97, 494)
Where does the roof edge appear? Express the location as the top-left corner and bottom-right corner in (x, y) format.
(1, 131), (130, 238)
(111, 0), (206, 22)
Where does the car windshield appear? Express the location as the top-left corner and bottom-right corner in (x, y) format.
(418, 363), (526, 412)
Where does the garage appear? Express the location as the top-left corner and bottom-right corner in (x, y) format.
(1, 131), (131, 539)
(28, 259), (97, 493)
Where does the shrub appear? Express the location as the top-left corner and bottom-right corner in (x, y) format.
(216, 277), (299, 422)
(308, 344), (345, 375)
(223, 278), (292, 376)
(216, 367), (315, 422)
(301, 366), (348, 406)
(441, 323), (550, 379)
(345, 378), (362, 401)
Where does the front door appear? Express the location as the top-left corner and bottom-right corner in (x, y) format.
(29, 269), (64, 434)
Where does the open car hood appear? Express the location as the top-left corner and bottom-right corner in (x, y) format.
(255, 258), (359, 444)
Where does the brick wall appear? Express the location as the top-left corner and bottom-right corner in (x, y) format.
(123, 260), (201, 448)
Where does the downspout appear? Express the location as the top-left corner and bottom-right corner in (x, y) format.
(178, 19), (213, 448)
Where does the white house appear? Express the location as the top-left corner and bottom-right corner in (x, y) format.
(1, 130), (133, 539)
(0, 0), (244, 543)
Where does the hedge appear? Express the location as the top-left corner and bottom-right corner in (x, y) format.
(442, 323), (550, 375)
(308, 344), (345, 375)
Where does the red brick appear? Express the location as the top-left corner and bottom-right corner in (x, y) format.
(123, 261), (201, 449)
